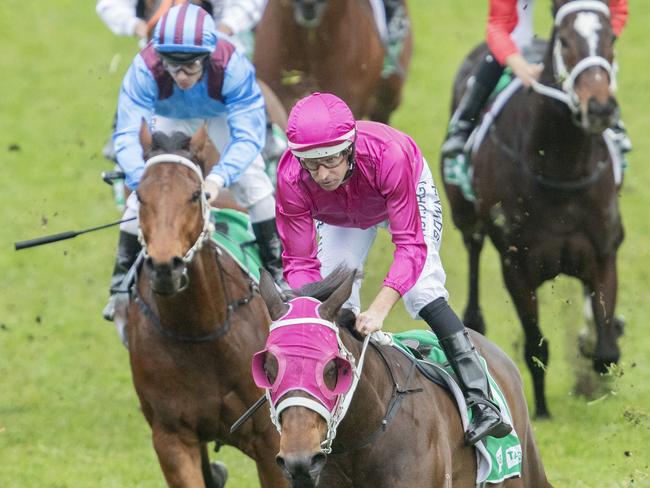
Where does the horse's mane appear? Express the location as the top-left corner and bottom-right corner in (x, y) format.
(144, 131), (193, 159)
(288, 265), (363, 339)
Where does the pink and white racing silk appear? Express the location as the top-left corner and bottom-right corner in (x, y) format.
(252, 297), (356, 423)
(276, 120), (426, 296)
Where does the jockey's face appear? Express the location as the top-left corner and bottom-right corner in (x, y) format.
(163, 59), (204, 90)
(301, 149), (350, 191)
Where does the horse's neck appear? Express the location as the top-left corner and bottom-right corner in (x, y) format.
(151, 245), (228, 333)
(334, 335), (398, 447)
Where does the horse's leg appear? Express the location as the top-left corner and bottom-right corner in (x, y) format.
(152, 426), (205, 487)
(590, 255), (621, 373)
(200, 443), (228, 488)
(463, 231), (486, 334)
(501, 263), (550, 418)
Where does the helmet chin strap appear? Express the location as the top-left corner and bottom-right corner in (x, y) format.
(341, 148), (356, 183)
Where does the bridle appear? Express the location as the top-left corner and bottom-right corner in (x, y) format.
(530, 0), (616, 114)
(137, 154), (214, 275)
(134, 153), (258, 342)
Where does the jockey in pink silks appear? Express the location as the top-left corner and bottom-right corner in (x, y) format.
(274, 92), (511, 445)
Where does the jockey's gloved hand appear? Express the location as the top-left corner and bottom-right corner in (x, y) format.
(205, 175), (224, 205)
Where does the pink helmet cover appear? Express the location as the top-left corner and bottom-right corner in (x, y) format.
(252, 297), (353, 414)
(286, 92), (356, 158)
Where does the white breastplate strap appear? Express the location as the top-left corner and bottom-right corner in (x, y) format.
(138, 153), (213, 265)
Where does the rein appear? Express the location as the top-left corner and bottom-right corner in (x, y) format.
(133, 246), (258, 343)
(329, 341), (422, 455)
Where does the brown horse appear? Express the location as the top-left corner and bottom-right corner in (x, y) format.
(125, 125), (287, 487)
(441, 0), (624, 418)
(255, 268), (552, 487)
(254, 0), (412, 123)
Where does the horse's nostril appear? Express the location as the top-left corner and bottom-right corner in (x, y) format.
(310, 452), (327, 475)
(144, 256), (154, 271)
(172, 256), (184, 270)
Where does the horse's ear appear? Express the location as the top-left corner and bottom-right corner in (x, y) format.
(139, 118), (152, 155)
(189, 125), (220, 177)
(259, 268), (289, 321)
(319, 270), (357, 321)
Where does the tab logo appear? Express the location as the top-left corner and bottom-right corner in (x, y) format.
(506, 445), (522, 469)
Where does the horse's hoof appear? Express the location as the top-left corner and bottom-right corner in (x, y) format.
(210, 462), (228, 488)
(534, 410), (551, 420)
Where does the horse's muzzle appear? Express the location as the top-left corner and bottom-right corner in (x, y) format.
(276, 452), (327, 487)
(146, 256), (187, 295)
(582, 96), (619, 134)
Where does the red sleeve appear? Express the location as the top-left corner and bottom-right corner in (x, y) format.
(486, 0), (520, 65)
(609, 0), (628, 37)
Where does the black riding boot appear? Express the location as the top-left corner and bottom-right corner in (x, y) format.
(102, 231), (141, 321)
(441, 54), (504, 159)
(441, 330), (513, 445)
(252, 218), (289, 291)
(419, 298), (511, 445)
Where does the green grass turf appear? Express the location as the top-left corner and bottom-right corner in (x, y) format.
(1, 0), (649, 486)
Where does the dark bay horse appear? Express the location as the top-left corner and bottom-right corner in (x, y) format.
(442, 0), (624, 418)
(253, 0), (412, 122)
(126, 125), (287, 487)
(254, 268), (552, 487)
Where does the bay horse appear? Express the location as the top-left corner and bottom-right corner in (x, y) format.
(254, 268), (552, 487)
(441, 0), (624, 418)
(125, 124), (288, 487)
(253, 0), (412, 123)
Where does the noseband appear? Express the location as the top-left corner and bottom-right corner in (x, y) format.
(531, 0), (616, 114)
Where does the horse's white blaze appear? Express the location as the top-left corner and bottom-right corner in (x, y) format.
(574, 12), (602, 56)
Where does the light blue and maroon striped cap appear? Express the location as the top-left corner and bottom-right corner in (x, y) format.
(153, 3), (217, 55)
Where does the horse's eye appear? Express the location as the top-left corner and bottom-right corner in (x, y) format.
(264, 353), (279, 384)
(323, 360), (338, 390)
(559, 36), (569, 49)
(190, 190), (202, 203)
(135, 191), (143, 204)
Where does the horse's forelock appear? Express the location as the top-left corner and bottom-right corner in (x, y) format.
(293, 265), (357, 302)
(145, 131), (193, 159)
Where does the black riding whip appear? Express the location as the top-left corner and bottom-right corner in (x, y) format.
(14, 217), (137, 251)
(230, 395), (268, 433)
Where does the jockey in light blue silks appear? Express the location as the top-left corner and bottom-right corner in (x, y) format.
(103, 2), (285, 320)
